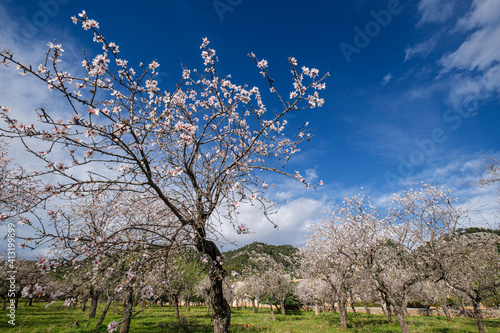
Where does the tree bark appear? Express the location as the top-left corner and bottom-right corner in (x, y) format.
(393, 305), (410, 333)
(385, 299), (393, 324)
(119, 289), (134, 333)
(270, 302), (276, 321)
(442, 304), (452, 322)
(172, 295), (180, 319)
(280, 297), (286, 316)
(81, 297), (87, 311)
(349, 290), (357, 318)
(252, 298), (258, 313)
(195, 237), (231, 333)
(472, 301), (485, 333)
(95, 297), (113, 329)
(338, 298), (348, 330)
(314, 303), (320, 316)
(88, 291), (101, 319)
(211, 269), (231, 332)
(185, 297), (190, 312)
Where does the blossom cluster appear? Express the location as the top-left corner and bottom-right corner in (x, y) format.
(37, 258), (57, 274)
(107, 320), (120, 333)
(64, 297), (77, 307)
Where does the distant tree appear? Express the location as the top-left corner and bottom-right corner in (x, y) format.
(0, 140), (43, 226)
(244, 269), (266, 313)
(441, 232), (500, 333)
(295, 278), (333, 317)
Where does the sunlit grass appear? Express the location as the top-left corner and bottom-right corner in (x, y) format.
(1, 301), (499, 332)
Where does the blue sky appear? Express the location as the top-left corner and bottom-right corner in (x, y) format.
(0, 0), (499, 251)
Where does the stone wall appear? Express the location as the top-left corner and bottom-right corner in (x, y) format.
(345, 307), (500, 319)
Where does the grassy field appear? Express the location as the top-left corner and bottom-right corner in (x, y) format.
(1, 301), (499, 332)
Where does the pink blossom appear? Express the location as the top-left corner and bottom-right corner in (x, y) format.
(257, 59), (268, 69)
(149, 60), (160, 70)
(107, 321), (120, 333)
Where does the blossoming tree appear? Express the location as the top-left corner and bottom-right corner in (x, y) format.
(0, 10), (327, 332)
(0, 140), (43, 224)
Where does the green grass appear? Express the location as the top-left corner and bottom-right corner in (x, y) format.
(1, 301), (499, 332)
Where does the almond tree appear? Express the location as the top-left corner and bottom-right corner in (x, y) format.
(300, 195), (384, 330)
(295, 278), (333, 317)
(0, 140), (43, 224)
(37, 188), (178, 333)
(155, 248), (204, 319)
(195, 276), (212, 314)
(441, 231), (500, 333)
(0, 10), (327, 333)
(370, 185), (474, 333)
(408, 280), (454, 320)
(240, 267), (266, 313)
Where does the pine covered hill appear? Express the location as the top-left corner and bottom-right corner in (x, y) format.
(222, 242), (298, 274)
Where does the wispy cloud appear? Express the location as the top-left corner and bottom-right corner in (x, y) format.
(381, 73), (394, 86)
(417, 0), (456, 26)
(438, 0), (500, 109)
(404, 35), (439, 61)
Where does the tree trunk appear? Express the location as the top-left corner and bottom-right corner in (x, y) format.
(186, 297), (190, 312)
(81, 297), (87, 311)
(119, 289), (134, 333)
(338, 298), (347, 330)
(252, 298), (258, 313)
(393, 305), (410, 333)
(206, 300), (210, 314)
(270, 302), (276, 321)
(95, 297), (113, 329)
(472, 301), (485, 333)
(89, 292), (101, 319)
(280, 297), (286, 316)
(385, 299), (393, 324)
(442, 304), (452, 322)
(172, 296), (180, 319)
(195, 237), (231, 333)
(349, 290), (357, 318)
(314, 303), (320, 316)
(380, 300), (387, 317)
(2, 296), (5, 310)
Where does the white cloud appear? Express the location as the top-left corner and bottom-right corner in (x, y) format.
(456, 0), (500, 31)
(417, 0), (456, 26)
(381, 73), (394, 86)
(436, 0), (500, 109)
(214, 197), (324, 249)
(0, 4), (85, 171)
(404, 36), (439, 61)
(440, 24), (500, 71)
